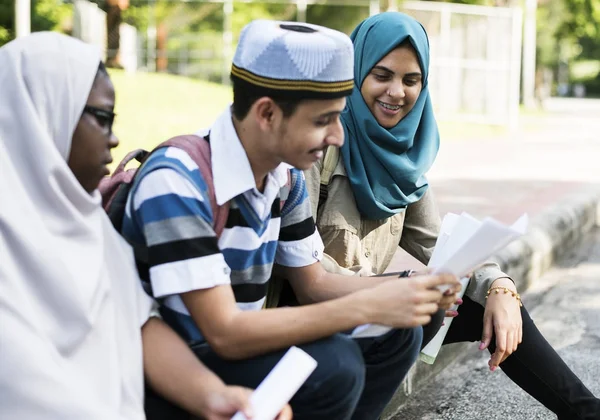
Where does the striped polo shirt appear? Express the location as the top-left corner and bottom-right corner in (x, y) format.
(121, 107), (324, 343)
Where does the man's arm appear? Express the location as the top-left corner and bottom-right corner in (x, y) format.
(181, 283), (369, 360)
(275, 261), (393, 304)
(181, 271), (457, 360)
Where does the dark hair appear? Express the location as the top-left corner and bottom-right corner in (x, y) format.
(231, 78), (303, 120)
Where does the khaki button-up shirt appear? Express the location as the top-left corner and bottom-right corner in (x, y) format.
(304, 153), (510, 306)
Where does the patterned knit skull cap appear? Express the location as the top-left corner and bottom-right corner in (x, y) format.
(231, 20), (354, 99)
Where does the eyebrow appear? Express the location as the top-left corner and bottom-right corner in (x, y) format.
(316, 110), (343, 119)
(372, 65), (422, 78)
(88, 103), (115, 113)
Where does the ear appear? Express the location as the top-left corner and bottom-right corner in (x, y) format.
(252, 97), (279, 131)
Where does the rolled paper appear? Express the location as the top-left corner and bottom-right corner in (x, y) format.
(231, 346), (318, 420)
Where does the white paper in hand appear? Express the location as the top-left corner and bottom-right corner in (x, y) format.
(420, 212), (528, 364)
(231, 347), (317, 420)
(351, 323), (392, 338)
(434, 213), (528, 292)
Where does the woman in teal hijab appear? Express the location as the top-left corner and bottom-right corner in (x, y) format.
(341, 11), (439, 220)
(305, 11), (600, 418)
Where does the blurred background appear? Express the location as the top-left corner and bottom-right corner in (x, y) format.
(4, 0), (600, 159)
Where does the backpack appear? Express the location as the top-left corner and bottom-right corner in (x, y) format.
(99, 134), (290, 308)
(99, 134), (230, 235)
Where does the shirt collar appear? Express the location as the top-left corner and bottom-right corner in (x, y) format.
(201, 106), (292, 206)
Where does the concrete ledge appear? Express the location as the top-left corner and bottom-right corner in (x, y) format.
(382, 187), (600, 419)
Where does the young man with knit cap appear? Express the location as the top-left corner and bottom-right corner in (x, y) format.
(122, 20), (460, 419)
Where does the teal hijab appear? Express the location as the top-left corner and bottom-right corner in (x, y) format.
(340, 12), (440, 220)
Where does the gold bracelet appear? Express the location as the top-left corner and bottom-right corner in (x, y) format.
(485, 286), (523, 307)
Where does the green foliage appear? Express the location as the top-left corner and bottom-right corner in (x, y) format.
(307, 4), (369, 33)
(536, 0), (600, 85)
(0, 0), (70, 47)
(0, 0), (13, 45)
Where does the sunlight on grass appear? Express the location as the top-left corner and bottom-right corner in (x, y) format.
(109, 69), (232, 169)
(108, 70), (530, 167)
(437, 120), (508, 140)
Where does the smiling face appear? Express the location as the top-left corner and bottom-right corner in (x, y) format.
(68, 68), (119, 194)
(274, 97), (346, 170)
(360, 42), (423, 129)
(248, 96), (346, 171)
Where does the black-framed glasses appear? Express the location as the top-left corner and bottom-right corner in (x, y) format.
(83, 105), (116, 136)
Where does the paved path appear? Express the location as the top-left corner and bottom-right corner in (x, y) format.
(392, 227), (600, 420)
(388, 97), (600, 271)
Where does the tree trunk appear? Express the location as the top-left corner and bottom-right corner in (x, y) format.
(156, 22), (168, 72)
(106, 0), (129, 68)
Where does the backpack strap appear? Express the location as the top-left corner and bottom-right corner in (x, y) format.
(159, 135), (230, 237)
(318, 145), (339, 209)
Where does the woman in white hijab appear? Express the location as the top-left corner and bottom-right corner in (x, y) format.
(0, 32), (292, 420)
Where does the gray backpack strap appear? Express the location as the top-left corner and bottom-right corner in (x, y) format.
(318, 145), (340, 208)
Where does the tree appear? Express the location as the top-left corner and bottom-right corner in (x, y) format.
(0, 0), (70, 47)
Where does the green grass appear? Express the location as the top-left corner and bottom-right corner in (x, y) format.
(109, 69), (232, 169)
(107, 69), (523, 167)
(437, 121), (508, 140)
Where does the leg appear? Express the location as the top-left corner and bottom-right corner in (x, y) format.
(351, 327), (423, 420)
(194, 334), (366, 420)
(144, 383), (191, 420)
(444, 296), (600, 419)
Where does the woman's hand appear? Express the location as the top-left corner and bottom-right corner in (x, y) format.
(480, 277), (523, 371)
(444, 295), (463, 318)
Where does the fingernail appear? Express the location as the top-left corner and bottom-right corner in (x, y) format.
(442, 322), (445, 326)
(456, 298), (463, 305)
(491, 366), (497, 372)
(449, 311), (459, 317)
(479, 342), (486, 350)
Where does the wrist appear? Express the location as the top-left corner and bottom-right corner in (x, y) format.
(491, 277), (516, 291)
(344, 289), (374, 325)
(189, 372), (227, 417)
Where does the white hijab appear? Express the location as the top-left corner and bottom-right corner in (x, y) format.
(0, 32), (153, 419)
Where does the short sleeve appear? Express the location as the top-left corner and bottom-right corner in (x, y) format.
(276, 169), (324, 267)
(129, 151), (231, 298)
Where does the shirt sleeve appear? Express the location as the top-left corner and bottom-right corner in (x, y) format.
(399, 187), (442, 265)
(131, 166), (231, 299)
(276, 169), (324, 267)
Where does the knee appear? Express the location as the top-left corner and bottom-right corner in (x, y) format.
(301, 335), (366, 400)
(395, 326), (423, 363)
(367, 326), (422, 363)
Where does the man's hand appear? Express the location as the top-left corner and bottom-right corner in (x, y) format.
(360, 273), (461, 328)
(198, 386), (293, 420)
(197, 386), (252, 420)
(409, 270), (462, 318)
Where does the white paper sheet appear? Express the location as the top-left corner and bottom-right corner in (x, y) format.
(420, 213), (528, 364)
(352, 213), (528, 342)
(351, 323), (391, 338)
(231, 347), (317, 420)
